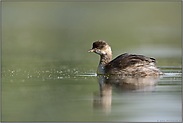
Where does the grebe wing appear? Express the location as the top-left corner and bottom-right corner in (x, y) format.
(105, 53), (156, 70)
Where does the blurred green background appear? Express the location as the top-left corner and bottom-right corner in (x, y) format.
(2, 1), (182, 67)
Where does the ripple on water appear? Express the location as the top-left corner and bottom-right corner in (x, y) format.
(2, 66), (182, 83)
(163, 73), (182, 77)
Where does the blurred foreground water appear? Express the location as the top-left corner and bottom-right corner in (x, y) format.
(1, 64), (182, 122)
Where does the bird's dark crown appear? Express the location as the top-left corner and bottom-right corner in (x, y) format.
(92, 40), (108, 49)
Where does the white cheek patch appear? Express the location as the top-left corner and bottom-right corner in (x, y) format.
(95, 49), (106, 55)
(95, 49), (102, 55)
(101, 50), (107, 55)
(95, 46), (112, 55)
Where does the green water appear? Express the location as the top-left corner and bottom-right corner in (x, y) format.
(1, 1), (182, 122)
(1, 65), (182, 122)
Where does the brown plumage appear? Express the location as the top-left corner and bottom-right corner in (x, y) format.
(88, 40), (164, 76)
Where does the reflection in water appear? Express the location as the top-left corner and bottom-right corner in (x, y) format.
(93, 79), (112, 113)
(93, 75), (161, 113)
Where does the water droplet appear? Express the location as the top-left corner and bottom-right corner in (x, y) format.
(58, 77), (63, 79)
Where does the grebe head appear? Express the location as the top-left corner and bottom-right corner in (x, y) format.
(88, 40), (112, 56)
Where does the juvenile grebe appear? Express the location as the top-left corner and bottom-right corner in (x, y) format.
(88, 40), (164, 76)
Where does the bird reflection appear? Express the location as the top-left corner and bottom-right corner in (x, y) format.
(92, 75), (161, 113)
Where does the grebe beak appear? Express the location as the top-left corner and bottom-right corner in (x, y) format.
(87, 49), (95, 52)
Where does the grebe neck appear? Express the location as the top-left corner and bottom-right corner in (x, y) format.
(97, 54), (112, 74)
(100, 54), (112, 66)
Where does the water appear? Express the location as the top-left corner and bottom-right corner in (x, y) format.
(1, 1), (181, 122)
(1, 64), (182, 122)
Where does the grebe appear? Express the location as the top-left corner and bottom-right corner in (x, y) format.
(88, 40), (164, 76)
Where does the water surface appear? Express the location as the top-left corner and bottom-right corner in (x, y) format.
(1, 64), (182, 122)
